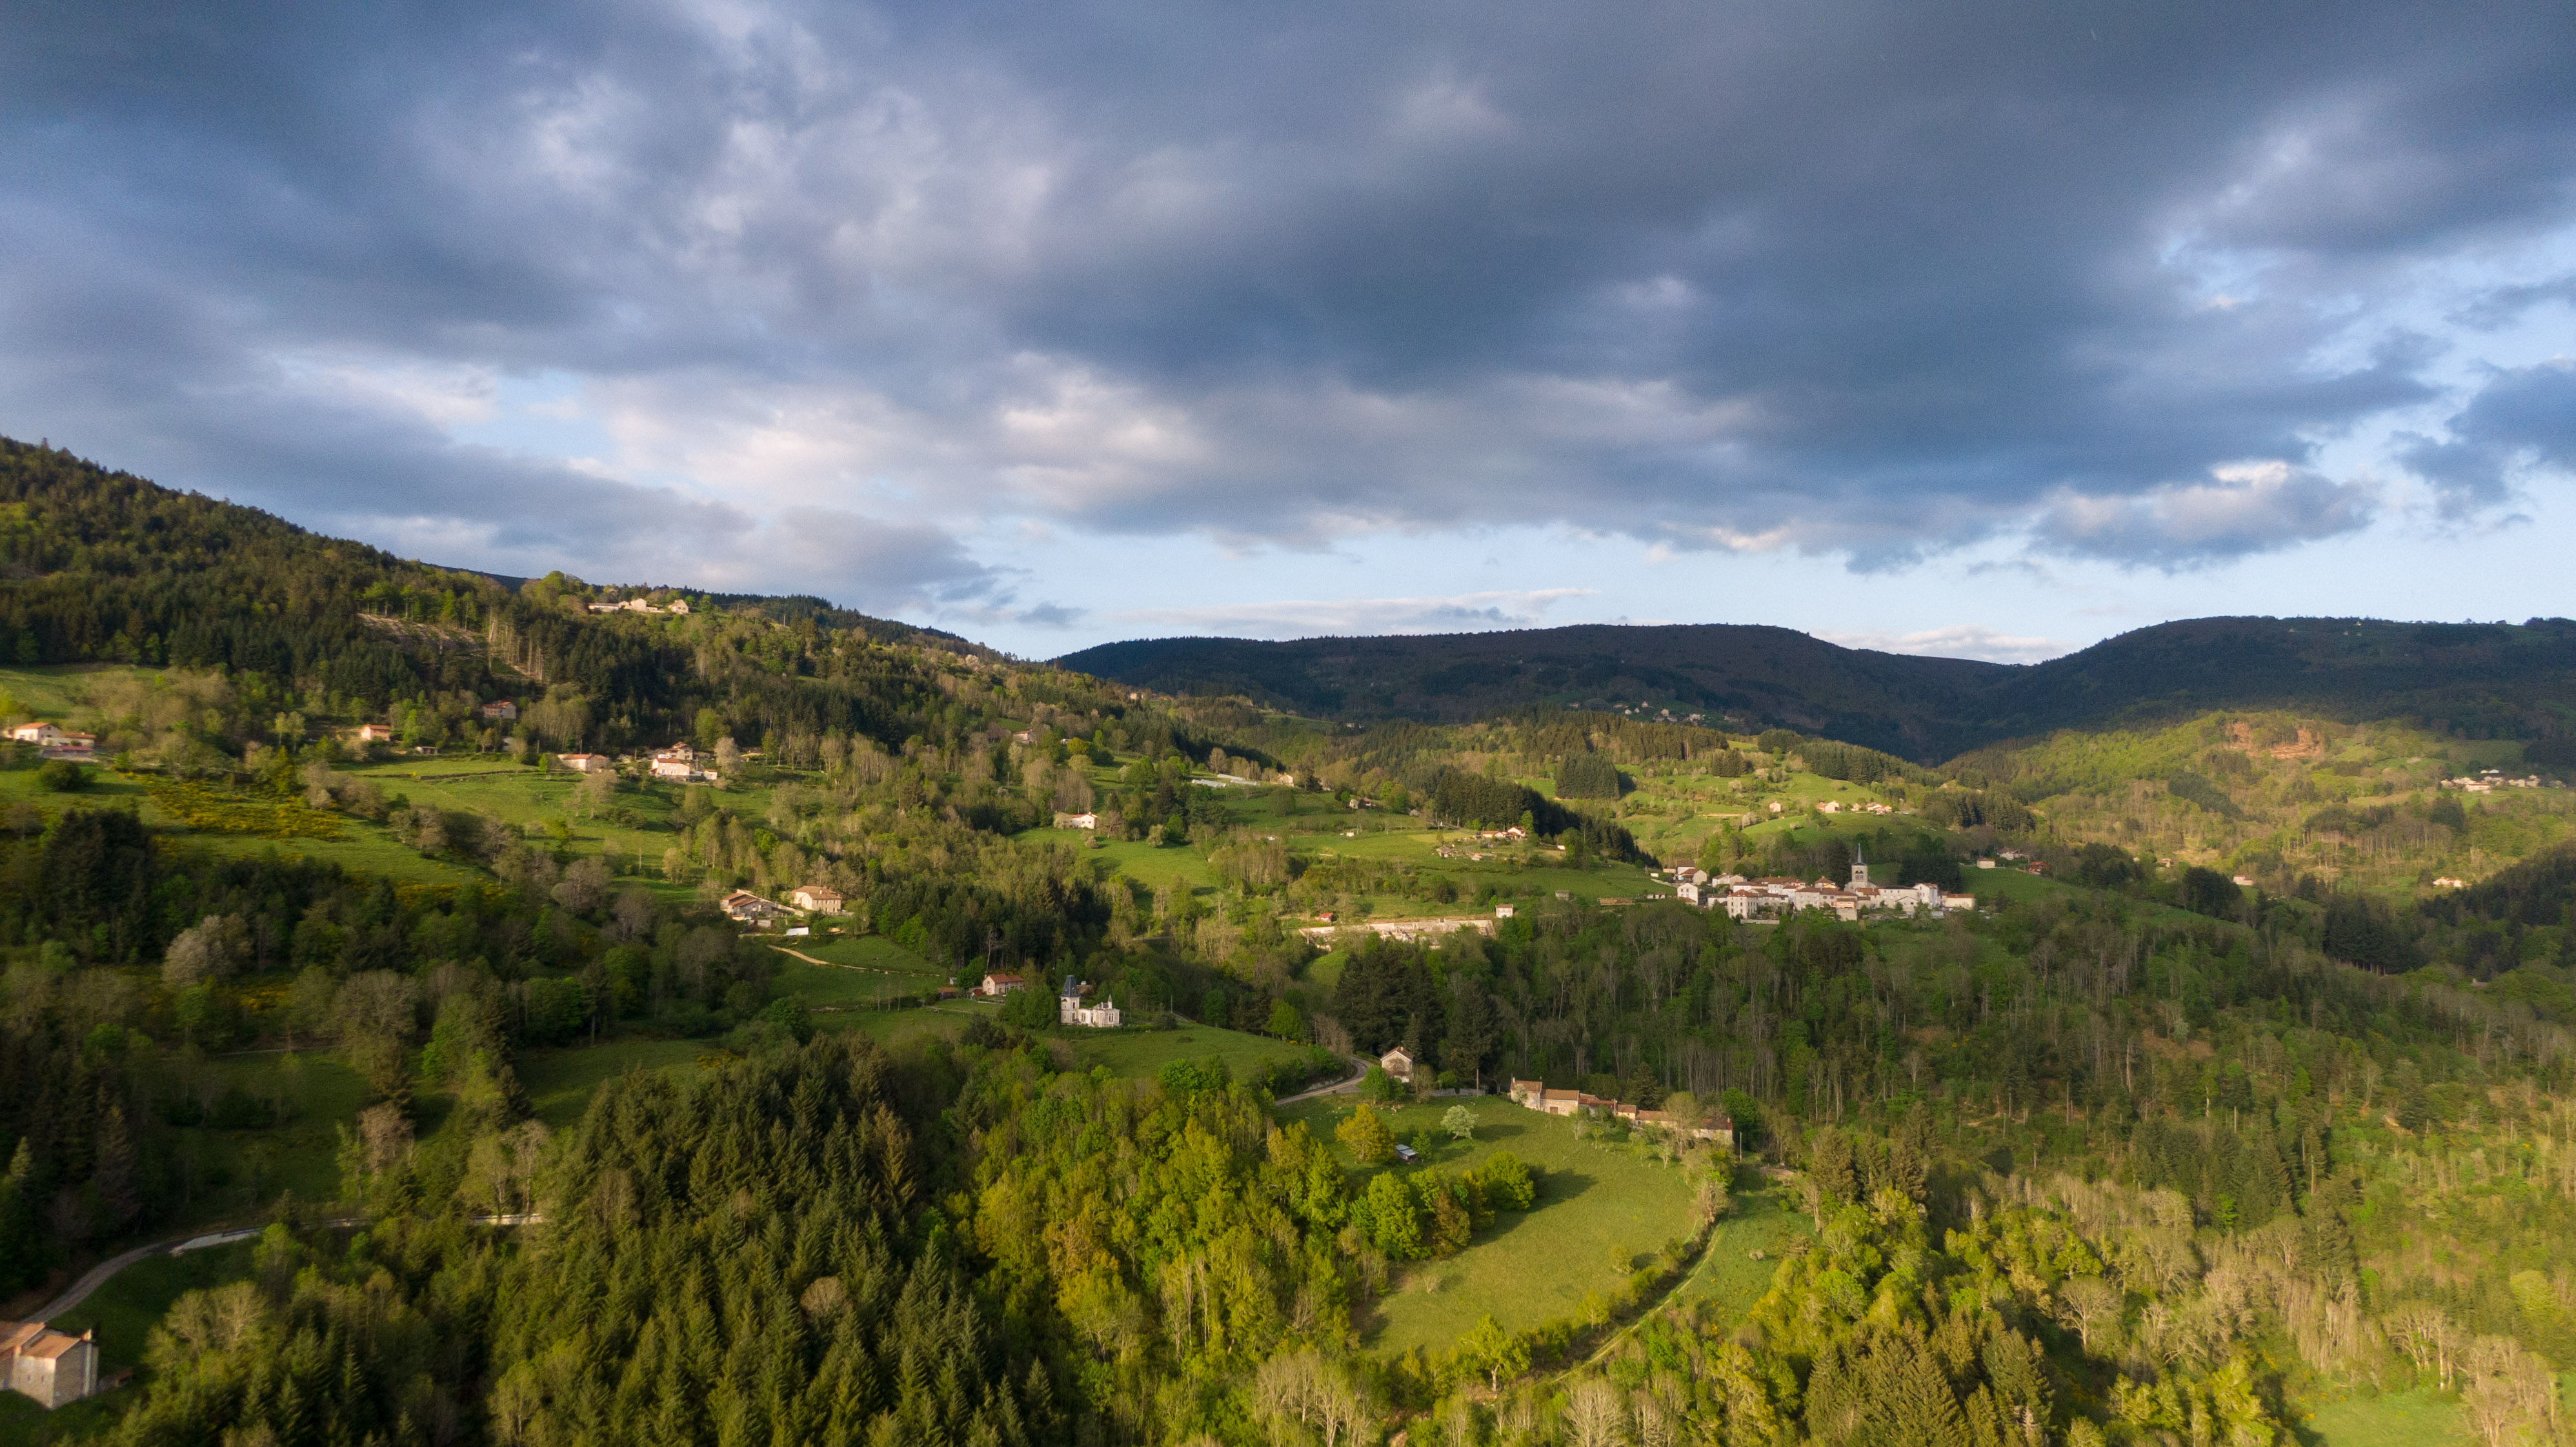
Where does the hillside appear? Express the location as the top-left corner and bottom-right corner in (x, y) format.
(11, 438), (2576, 1447)
(1059, 614), (2576, 760)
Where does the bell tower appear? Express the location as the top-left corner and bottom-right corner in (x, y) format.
(1849, 845), (1869, 889)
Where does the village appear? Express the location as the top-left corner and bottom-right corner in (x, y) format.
(1669, 847), (1976, 922)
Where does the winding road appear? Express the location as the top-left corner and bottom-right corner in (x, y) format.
(25, 1215), (539, 1323)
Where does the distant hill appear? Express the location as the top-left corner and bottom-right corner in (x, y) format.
(1058, 626), (2006, 760)
(1057, 616), (2576, 760)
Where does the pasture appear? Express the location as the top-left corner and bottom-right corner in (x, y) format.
(1270, 1097), (1704, 1355)
(1067, 1023), (1313, 1082)
(515, 1038), (710, 1129)
(2300, 1388), (2470, 1447)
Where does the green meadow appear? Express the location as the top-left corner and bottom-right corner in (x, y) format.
(1065, 1023), (1313, 1082)
(1271, 1097), (1704, 1356)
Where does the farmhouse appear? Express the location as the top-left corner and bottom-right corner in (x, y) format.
(649, 744), (718, 782)
(479, 699), (518, 722)
(0, 1321), (98, 1408)
(357, 724), (392, 742)
(1505, 1080), (1734, 1145)
(6, 722), (65, 746)
(974, 973), (1026, 998)
(1379, 1046), (1415, 1084)
(719, 891), (790, 924)
(558, 753), (612, 773)
(789, 885), (845, 914)
(1052, 811), (1098, 830)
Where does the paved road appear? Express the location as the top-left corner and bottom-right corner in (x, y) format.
(28, 1215), (537, 1322)
(1273, 1057), (1373, 1106)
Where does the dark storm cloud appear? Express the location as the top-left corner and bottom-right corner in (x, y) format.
(2, 0), (2572, 586)
(2398, 361), (2576, 519)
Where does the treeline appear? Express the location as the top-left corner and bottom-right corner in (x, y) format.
(1423, 771), (1642, 862)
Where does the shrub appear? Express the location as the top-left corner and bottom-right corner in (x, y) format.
(1476, 1151), (1537, 1210)
(36, 759), (88, 792)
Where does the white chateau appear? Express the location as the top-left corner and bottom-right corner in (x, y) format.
(1060, 975), (1122, 1028)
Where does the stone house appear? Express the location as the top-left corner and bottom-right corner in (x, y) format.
(1379, 1046), (1415, 1083)
(789, 885), (844, 914)
(720, 890), (789, 924)
(0, 1321), (98, 1408)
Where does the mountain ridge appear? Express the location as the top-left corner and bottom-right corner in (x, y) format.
(1058, 614), (2576, 761)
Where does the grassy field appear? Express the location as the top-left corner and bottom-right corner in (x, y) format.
(163, 1053), (372, 1229)
(1668, 1183), (1813, 1321)
(516, 1038), (709, 1129)
(1066, 1023), (1312, 1082)
(2300, 1388), (2470, 1446)
(1271, 1097), (1702, 1355)
(46, 1240), (263, 1370)
(1018, 827), (1222, 894)
(339, 756), (772, 898)
(773, 933), (943, 979)
(0, 662), (157, 721)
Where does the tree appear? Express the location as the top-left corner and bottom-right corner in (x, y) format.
(1809, 1128), (1858, 1209)
(552, 857), (612, 914)
(1564, 1377), (1627, 1447)
(1337, 1104), (1395, 1166)
(1462, 1314), (1527, 1392)
(1442, 1104), (1478, 1140)
(2057, 1277), (2124, 1352)
(163, 913), (251, 988)
(1265, 998), (1305, 1040)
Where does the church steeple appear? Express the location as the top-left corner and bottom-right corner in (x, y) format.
(1849, 845), (1869, 889)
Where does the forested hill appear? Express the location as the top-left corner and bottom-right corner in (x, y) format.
(1057, 625), (2007, 759)
(0, 438), (991, 751)
(1058, 615), (2576, 760)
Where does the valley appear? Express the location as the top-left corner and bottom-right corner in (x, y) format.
(5, 440), (2576, 1446)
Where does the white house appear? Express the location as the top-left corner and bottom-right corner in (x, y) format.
(357, 724), (393, 742)
(976, 973), (1026, 998)
(1379, 1045), (1415, 1083)
(1053, 811), (1098, 830)
(6, 722), (63, 746)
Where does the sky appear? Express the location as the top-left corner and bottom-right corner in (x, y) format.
(4, 1), (2573, 666)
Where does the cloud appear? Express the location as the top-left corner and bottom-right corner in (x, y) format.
(1812, 626), (2071, 666)
(2031, 461), (2381, 567)
(1102, 589), (1599, 640)
(0, 0), (2571, 611)
(2395, 359), (2576, 518)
